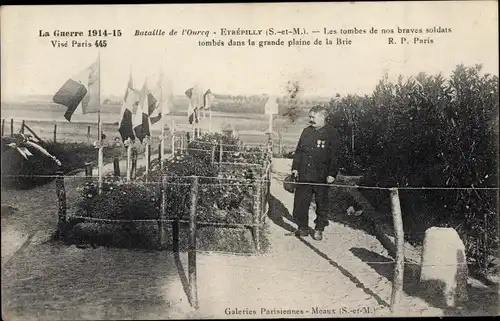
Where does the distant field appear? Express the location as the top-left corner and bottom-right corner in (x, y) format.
(1, 100), (307, 154)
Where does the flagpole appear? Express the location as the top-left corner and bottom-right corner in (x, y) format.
(145, 77), (150, 179)
(171, 118), (175, 158)
(159, 66), (165, 170)
(126, 140), (132, 181)
(209, 108), (212, 133)
(97, 51), (103, 195)
(126, 65), (132, 181)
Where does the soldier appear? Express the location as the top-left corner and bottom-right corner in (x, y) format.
(290, 105), (340, 240)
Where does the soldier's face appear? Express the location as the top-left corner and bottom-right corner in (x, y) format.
(309, 111), (325, 128)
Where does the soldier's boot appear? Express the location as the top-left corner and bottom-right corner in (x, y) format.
(312, 230), (323, 241)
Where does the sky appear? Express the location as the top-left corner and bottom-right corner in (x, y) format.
(1, 2), (498, 100)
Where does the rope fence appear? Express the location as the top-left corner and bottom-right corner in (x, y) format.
(3, 173), (497, 191)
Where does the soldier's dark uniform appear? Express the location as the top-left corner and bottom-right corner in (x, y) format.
(291, 125), (340, 232)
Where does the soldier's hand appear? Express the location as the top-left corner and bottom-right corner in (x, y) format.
(326, 176), (335, 184)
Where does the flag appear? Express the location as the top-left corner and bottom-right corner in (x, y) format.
(145, 68), (175, 126)
(133, 78), (160, 142)
(53, 57), (100, 121)
(118, 72), (140, 142)
(185, 86), (203, 124)
(202, 89), (214, 109)
(133, 80), (150, 143)
(148, 70), (162, 125)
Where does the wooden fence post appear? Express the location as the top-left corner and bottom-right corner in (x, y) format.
(147, 144), (152, 168)
(55, 171), (67, 240)
(253, 180), (262, 252)
(219, 140), (223, 163)
(158, 143), (161, 162)
(21, 120), (25, 134)
(159, 175), (167, 248)
(84, 162), (93, 179)
(2, 119), (5, 136)
(180, 135), (184, 155)
(279, 135), (283, 157)
(53, 124), (57, 142)
(131, 149), (137, 179)
(87, 126), (91, 142)
(389, 187), (404, 314)
(188, 176), (199, 308)
(171, 133), (176, 157)
(211, 146), (216, 165)
(113, 156), (120, 177)
(10, 118), (14, 136)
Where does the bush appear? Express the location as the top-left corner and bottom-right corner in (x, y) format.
(70, 133), (271, 251)
(326, 65), (499, 275)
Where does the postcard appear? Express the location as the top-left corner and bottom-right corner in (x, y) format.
(1, 2), (498, 319)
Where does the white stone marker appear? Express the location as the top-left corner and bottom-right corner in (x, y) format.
(419, 227), (469, 307)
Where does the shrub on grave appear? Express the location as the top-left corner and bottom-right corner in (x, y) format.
(75, 175), (160, 221)
(69, 133), (270, 251)
(148, 152), (263, 225)
(326, 64), (499, 275)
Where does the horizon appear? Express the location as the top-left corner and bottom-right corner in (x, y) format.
(2, 62), (497, 104)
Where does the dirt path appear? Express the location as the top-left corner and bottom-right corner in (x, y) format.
(2, 157), (446, 319)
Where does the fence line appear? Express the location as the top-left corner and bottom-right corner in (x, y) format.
(4, 173), (498, 191)
(181, 147), (268, 155)
(188, 139), (266, 147)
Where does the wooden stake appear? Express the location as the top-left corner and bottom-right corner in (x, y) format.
(209, 109), (212, 133)
(211, 146), (216, 165)
(131, 149), (137, 179)
(10, 118), (13, 136)
(180, 134), (184, 155)
(97, 52), (103, 195)
(21, 120), (25, 134)
(188, 176), (199, 309)
(144, 141), (150, 180)
(97, 111), (103, 195)
(171, 119), (176, 157)
(2, 119), (5, 136)
(113, 156), (120, 176)
(84, 162), (93, 178)
(253, 180), (262, 252)
(53, 124), (57, 142)
(390, 187), (404, 314)
(87, 126), (91, 142)
(159, 175), (167, 248)
(146, 142), (151, 172)
(126, 145), (132, 181)
(55, 171), (67, 240)
(171, 133), (176, 158)
(219, 139), (223, 163)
